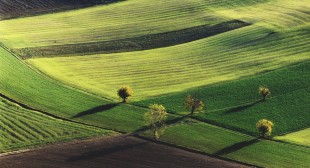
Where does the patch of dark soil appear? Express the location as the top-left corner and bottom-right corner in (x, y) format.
(0, 0), (124, 20)
(0, 136), (250, 168)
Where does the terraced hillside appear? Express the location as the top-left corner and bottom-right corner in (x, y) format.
(0, 0), (119, 20)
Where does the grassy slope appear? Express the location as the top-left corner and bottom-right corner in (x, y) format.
(137, 61), (310, 136)
(275, 128), (310, 146)
(0, 47), (146, 132)
(0, 97), (116, 153)
(0, 0), (228, 49)
(27, 24), (310, 100)
(159, 122), (310, 168)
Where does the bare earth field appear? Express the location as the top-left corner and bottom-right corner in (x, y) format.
(0, 136), (250, 168)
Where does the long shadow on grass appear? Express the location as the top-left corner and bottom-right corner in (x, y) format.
(130, 114), (191, 135)
(224, 100), (263, 114)
(72, 103), (120, 118)
(213, 138), (260, 156)
(67, 142), (148, 162)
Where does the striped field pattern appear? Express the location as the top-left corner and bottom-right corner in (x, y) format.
(28, 24), (310, 99)
(0, 97), (116, 153)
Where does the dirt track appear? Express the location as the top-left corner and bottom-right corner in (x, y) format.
(0, 136), (250, 168)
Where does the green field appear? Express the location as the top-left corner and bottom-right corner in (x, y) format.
(0, 96), (116, 153)
(136, 62), (310, 136)
(156, 121), (310, 168)
(0, 46), (146, 132)
(275, 128), (310, 147)
(0, 0), (309, 167)
(27, 24), (309, 99)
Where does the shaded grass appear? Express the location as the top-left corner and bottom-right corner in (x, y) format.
(0, 97), (117, 153)
(27, 25), (310, 99)
(225, 140), (310, 168)
(0, 46), (146, 132)
(136, 61), (310, 136)
(155, 122), (310, 168)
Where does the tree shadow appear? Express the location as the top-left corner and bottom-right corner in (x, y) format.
(213, 138), (260, 156)
(72, 103), (120, 118)
(224, 100), (263, 114)
(67, 142), (148, 162)
(130, 114), (191, 135)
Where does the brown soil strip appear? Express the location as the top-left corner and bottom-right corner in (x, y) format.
(0, 136), (250, 168)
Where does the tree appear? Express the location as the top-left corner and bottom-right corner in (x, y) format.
(256, 119), (274, 138)
(184, 95), (204, 114)
(117, 86), (133, 103)
(259, 86), (271, 100)
(144, 104), (167, 140)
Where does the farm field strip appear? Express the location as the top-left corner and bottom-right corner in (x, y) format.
(14, 20), (250, 58)
(159, 122), (310, 168)
(28, 24), (310, 99)
(0, 41), (309, 167)
(0, 0), (229, 48)
(0, 97), (116, 153)
(0, 0), (308, 50)
(136, 61), (310, 136)
(0, 46), (147, 133)
(275, 128), (310, 147)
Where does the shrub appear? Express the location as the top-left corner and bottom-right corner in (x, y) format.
(144, 104), (167, 140)
(256, 119), (274, 138)
(184, 95), (204, 114)
(259, 86), (271, 100)
(117, 86), (133, 103)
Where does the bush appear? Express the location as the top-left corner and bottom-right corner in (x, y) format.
(144, 104), (167, 140)
(259, 86), (271, 100)
(184, 95), (204, 114)
(117, 86), (133, 103)
(256, 119), (274, 138)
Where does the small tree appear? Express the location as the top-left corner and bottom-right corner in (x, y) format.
(184, 95), (204, 114)
(256, 119), (274, 138)
(259, 86), (271, 100)
(144, 104), (167, 140)
(117, 86), (133, 103)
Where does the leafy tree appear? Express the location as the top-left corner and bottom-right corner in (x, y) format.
(117, 86), (133, 103)
(256, 119), (274, 138)
(144, 104), (167, 140)
(259, 86), (271, 100)
(184, 95), (204, 114)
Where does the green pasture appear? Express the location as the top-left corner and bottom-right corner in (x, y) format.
(27, 24), (310, 100)
(275, 128), (310, 147)
(160, 122), (310, 168)
(0, 0), (308, 50)
(0, 97), (116, 153)
(137, 61), (310, 136)
(0, 47), (146, 132)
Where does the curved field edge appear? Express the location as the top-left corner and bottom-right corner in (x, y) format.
(149, 122), (310, 168)
(0, 46), (309, 167)
(0, 0), (123, 20)
(0, 96), (117, 153)
(0, 0), (308, 49)
(14, 20), (250, 59)
(27, 24), (310, 100)
(0, 46), (146, 132)
(136, 61), (310, 136)
(275, 128), (310, 147)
